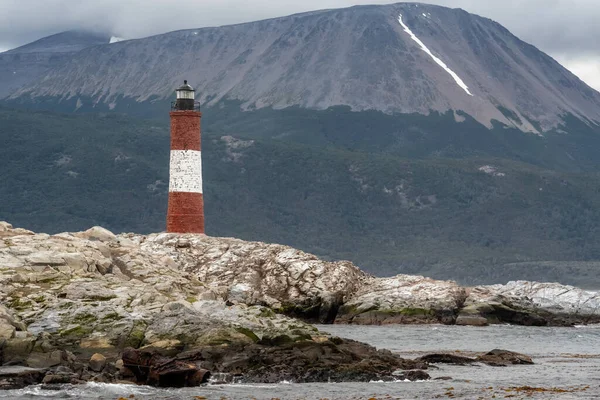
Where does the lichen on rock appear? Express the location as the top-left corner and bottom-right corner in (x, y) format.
(0, 221), (595, 387)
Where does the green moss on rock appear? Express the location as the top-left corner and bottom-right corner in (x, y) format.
(101, 312), (124, 322)
(59, 325), (93, 338)
(235, 327), (259, 343)
(125, 321), (147, 348)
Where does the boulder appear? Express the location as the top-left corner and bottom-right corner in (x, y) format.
(455, 314), (489, 326)
(26, 350), (64, 368)
(42, 371), (77, 384)
(416, 353), (477, 365)
(75, 226), (116, 242)
(0, 323), (15, 340)
(394, 370), (431, 381)
(0, 222), (34, 237)
(0, 366), (45, 389)
(121, 347), (208, 387)
(476, 349), (534, 366)
(336, 275), (464, 325)
(89, 353), (107, 372)
(0, 221), (589, 389)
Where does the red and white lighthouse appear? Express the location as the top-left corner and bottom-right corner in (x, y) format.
(166, 80), (204, 233)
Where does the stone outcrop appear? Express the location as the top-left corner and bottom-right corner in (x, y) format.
(0, 222), (594, 387)
(137, 232), (368, 323)
(416, 349), (534, 367)
(337, 276), (600, 326)
(336, 275), (465, 325)
(0, 222), (426, 387)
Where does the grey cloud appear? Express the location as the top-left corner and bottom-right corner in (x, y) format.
(1, 0), (598, 56)
(428, 0), (600, 57)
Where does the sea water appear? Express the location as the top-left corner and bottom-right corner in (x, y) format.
(3, 324), (600, 399)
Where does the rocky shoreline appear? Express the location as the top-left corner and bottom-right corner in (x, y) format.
(0, 222), (597, 388)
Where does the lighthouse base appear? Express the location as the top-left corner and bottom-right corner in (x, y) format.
(167, 192), (205, 233)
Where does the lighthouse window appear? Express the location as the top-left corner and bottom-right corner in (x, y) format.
(177, 90), (194, 100)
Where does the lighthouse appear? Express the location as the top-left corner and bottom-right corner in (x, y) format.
(166, 80), (204, 233)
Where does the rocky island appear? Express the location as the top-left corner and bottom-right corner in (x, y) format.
(0, 222), (597, 388)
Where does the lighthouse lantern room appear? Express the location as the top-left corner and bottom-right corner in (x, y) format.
(174, 80), (196, 109)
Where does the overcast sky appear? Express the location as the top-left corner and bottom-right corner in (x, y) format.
(1, 0), (599, 89)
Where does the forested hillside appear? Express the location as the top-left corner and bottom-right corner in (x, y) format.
(2, 107), (600, 288)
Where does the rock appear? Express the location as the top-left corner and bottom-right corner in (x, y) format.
(416, 353), (477, 365)
(0, 305), (23, 340)
(75, 226), (116, 242)
(89, 353), (107, 372)
(476, 349), (534, 366)
(25, 252), (65, 266)
(188, 369), (211, 386)
(42, 372), (76, 384)
(121, 347), (207, 387)
(0, 222), (34, 238)
(455, 314), (489, 326)
(394, 370), (431, 381)
(0, 221), (12, 232)
(0, 366), (45, 389)
(122, 337), (425, 386)
(0, 221), (589, 387)
(3, 337), (36, 364)
(417, 350), (534, 367)
(26, 350), (64, 368)
(0, 323), (15, 340)
(336, 276), (465, 325)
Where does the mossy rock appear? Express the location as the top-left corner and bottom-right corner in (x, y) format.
(124, 321), (147, 349)
(85, 295), (117, 301)
(195, 328), (254, 346)
(101, 312), (124, 322)
(258, 334), (293, 346)
(290, 329), (313, 342)
(8, 298), (33, 311)
(72, 313), (98, 325)
(257, 308), (276, 318)
(235, 327), (259, 343)
(274, 302), (322, 321)
(59, 325), (93, 338)
(396, 308), (435, 317)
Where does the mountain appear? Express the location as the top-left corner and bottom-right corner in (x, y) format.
(0, 30), (110, 98)
(5, 3), (600, 132)
(2, 107), (600, 288)
(2, 3), (600, 286)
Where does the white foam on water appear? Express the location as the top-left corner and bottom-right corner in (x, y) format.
(398, 14), (473, 96)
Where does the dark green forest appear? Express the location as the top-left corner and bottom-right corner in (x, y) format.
(2, 104), (600, 287)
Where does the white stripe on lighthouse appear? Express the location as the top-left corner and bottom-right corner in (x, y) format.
(169, 150), (203, 193)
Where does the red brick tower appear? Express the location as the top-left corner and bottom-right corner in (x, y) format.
(166, 80), (204, 233)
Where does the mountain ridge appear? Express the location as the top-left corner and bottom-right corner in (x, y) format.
(3, 30), (110, 55)
(0, 30), (110, 98)
(5, 2), (600, 132)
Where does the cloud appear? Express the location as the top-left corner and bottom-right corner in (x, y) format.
(427, 0), (600, 57)
(555, 55), (600, 91)
(1, 1), (599, 89)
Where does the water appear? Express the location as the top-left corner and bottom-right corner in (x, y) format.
(3, 325), (600, 399)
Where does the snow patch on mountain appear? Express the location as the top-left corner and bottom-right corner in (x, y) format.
(109, 36), (125, 44)
(479, 165), (505, 177)
(398, 14), (473, 97)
